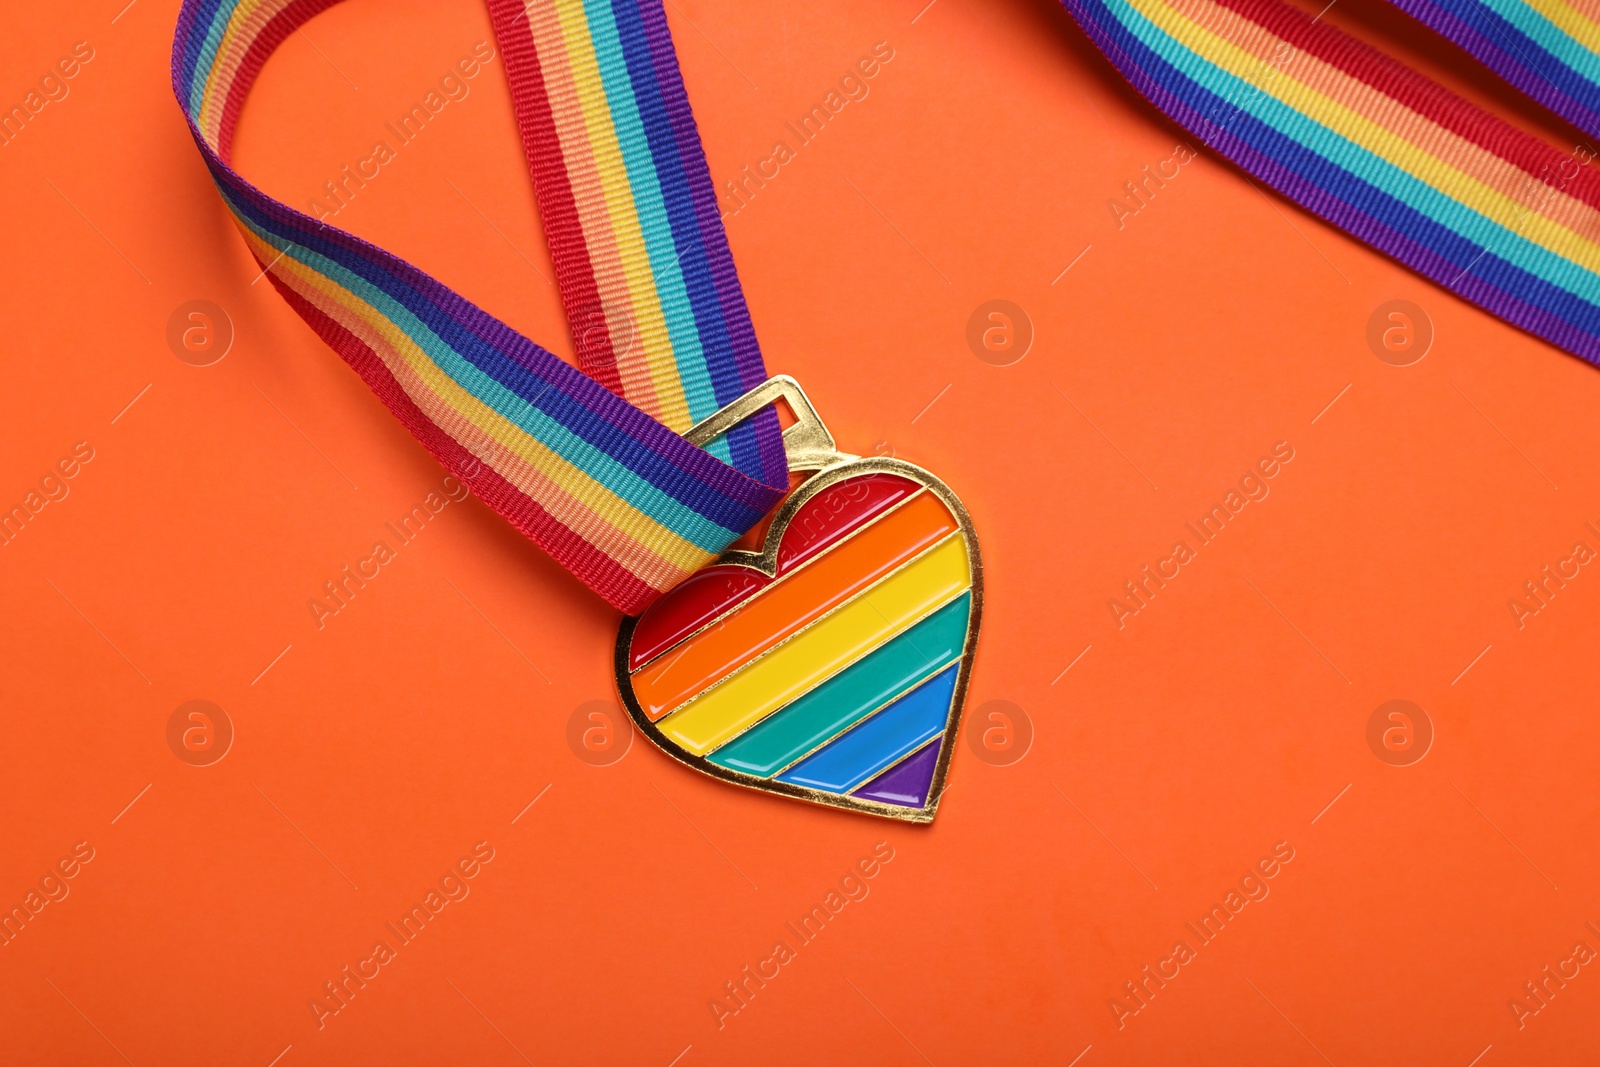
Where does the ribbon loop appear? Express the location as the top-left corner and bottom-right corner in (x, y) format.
(172, 0), (786, 614)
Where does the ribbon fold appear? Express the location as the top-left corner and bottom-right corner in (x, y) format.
(172, 0), (786, 614)
(1063, 0), (1600, 361)
(176, 0), (1600, 616)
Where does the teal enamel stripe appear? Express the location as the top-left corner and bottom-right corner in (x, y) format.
(581, 0), (720, 424)
(187, 0), (238, 115)
(223, 195), (741, 549)
(708, 593), (971, 779)
(776, 663), (959, 794)
(1104, 0), (1600, 303)
(1470, 0), (1600, 82)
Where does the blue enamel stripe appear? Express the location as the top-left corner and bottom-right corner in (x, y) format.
(708, 593), (971, 778)
(775, 664), (959, 795)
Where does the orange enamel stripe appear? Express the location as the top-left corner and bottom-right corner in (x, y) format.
(633, 491), (960, 721)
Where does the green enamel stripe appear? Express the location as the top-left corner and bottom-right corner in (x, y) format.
(224, 198), (738, 550)
(580, 0), (719, 423)
(707, 591), (971, 778)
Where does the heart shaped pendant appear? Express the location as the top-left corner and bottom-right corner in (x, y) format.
(615, 377), (982, 822)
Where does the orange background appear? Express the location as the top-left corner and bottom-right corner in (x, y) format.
(4, 0), (1600, 1063)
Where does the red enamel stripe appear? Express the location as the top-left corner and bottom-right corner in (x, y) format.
(626, 565), (769, 672)
(630, 491), (960, 717)
(626, 473), (924, 669)
(776, 474), (923, 571)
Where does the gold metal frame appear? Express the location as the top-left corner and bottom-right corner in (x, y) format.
(613, 377), (983, 823)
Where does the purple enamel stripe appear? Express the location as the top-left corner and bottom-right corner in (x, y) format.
(852, 739), (942, 808)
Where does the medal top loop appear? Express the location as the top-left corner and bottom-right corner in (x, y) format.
(683, 376), (857, 474)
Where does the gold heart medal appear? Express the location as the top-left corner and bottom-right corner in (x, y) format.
(615, 377), (983, 822)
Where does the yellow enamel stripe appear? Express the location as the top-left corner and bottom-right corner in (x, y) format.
(1129, 0), (1600, 269)
(239, 227), (710, 587)
(536, 0), (692, 429)
(656, 534), (971, 756)
(1523, 0), (1600, 58)
(198, 0), (283, 147)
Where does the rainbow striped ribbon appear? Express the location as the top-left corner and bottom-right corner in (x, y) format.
(1064, 0), (1600, 360)
(171, 0), (786, 614)
(178, 0), (1600, 619)
(1391, 0), (1600, 139)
